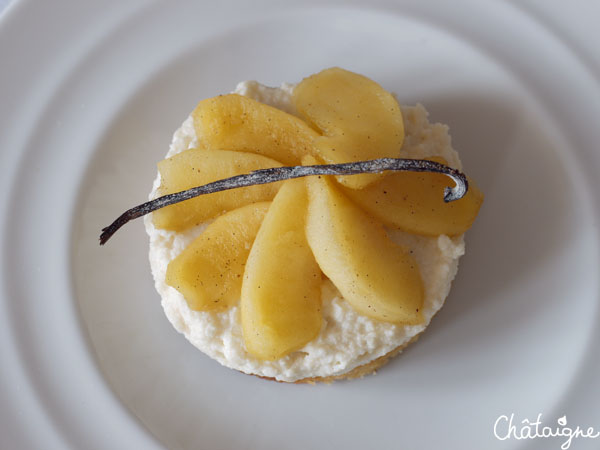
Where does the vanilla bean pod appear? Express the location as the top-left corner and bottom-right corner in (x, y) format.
(99, 158), (467, 245)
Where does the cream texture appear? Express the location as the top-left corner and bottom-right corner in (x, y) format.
(144, 81), (465, 382)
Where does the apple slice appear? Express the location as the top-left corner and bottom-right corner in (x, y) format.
(165, 202), (270, 311)
(152, 148), (282, 231)
(241, 179), (322, 360)
(342, 157), (484, 236)
(192, 94), (319, 166)
(293, 67), (404, 189)
(304, 159), (424, 324)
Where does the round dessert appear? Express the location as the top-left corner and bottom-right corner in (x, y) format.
(144, 68), (482, 383)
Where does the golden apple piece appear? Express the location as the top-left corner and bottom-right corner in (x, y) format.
(192, 94), (319, 166)
(165, 202), (270, 311)
(305, 163), (424, 324)
(342, 157), (484, 236)
(241, 179), (322, 360)
(152, 148), (283, 231)
(293, 67), (404, 189)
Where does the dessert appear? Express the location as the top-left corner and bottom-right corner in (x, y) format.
(133, 68), (483, 382)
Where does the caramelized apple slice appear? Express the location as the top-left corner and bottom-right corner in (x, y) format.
(165, 202), (270, 311)
(152, 148), (282, 231)
(293, 67), (404, 189)
(192, 94), (319, 166)
(304, 159), (423, 324)
(241, 179), (322, 360)
(342, 157), (484, 236)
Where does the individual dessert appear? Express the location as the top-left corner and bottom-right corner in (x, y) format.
(140, 68), (483, 382)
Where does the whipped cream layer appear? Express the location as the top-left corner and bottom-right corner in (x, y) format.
(144, 81), (465, 382)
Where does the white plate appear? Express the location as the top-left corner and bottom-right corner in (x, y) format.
(1, 1), (599, 449)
